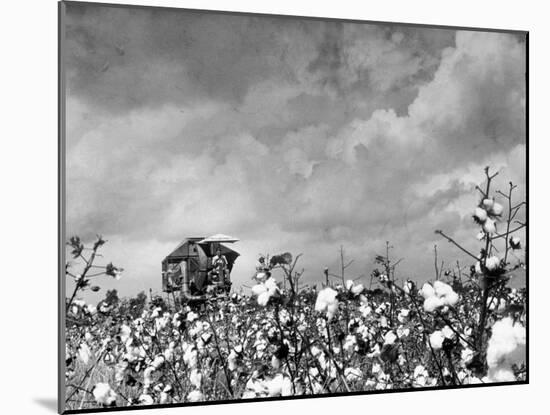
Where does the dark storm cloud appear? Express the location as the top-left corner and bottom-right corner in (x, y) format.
(64, 3), (526, 301)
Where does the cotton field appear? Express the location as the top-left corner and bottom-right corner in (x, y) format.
(64, 168), (527, 410)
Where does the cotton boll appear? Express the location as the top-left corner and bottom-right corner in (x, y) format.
(486, 317), (526, 382)
(461, 348), (475, 364)
(483, 218), (497, 235)
(433, 281), (453, 297)
(257, 291), (271, 306)
(483, 199), (494, 210)
(474, 207), (488, 222)
(441, 326), (455, 340)
(267, 374), (285, 397)
(383, 331), (398, 345)
(429, 331), (445, 350)
(420, 283), (435, 299)
(78, 343), (92, 365)
(510, 236), (521, 250)
(187, 390), (204, 402)
(490, 202), (504, 216)
(485, 256), (501, 271)
(351, 283), (364, 296)
(475, 261), (483, 274)
(423, 295), (444, 312)
(315, 287), (339, 320)
(251, 284), (267, 296)
(403, 280), (414, 294)
(281, 376), (293, 396)
(345, 280), (354, 290)
(92, 383), (117, 406)
(326, 301), (339, 321)
(186, 311), (198, 322)
(189, 369), (202, 388)
(150, 355), (165, 370)
(271, 355), (281, 369)
(138, 394), (154, 405)
(487, 367), (516, 382)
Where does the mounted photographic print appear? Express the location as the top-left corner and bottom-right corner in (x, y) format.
(58, 1), (528, 413)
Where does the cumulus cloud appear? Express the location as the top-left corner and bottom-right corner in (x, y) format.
(63, 3), (526, 301)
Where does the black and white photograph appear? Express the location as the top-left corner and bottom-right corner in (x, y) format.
(59, 1), (527, 412)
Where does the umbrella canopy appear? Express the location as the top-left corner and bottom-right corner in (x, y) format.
(198, 234), (239, 243)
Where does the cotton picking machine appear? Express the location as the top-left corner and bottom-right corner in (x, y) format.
(161, 234), (239, 302)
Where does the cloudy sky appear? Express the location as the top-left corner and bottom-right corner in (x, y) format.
(63, 3), (526, 302)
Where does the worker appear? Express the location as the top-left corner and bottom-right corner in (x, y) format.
(211, 247), (228, 284)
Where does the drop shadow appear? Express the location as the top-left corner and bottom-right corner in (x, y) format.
(34, 398), (58, 413)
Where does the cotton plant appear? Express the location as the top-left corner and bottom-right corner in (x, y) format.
(64, 169), (527, 411)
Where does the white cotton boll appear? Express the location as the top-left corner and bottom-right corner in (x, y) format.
(228, 350), (238, 371)
(383, 331), (397, 345)
(487, 318), (526, 370)
(351, 283), (364, 296)
(151, 307), (162, 318)
(420, 283), (435, 299)
(187, 390), (204, 402)
(343, 335), (357, 352)
(138, 394), (154, 405)
(487, 367), (516, 382)
(461, 348), (474, 364)
(424, 295), (444, 312)
(433, 281), (459, 307)
(93, 383), (117, 406)
(360, 304), (372, 317)
(476, 231), (485, 241)
(490, 202), (504, 216)
(119, 324), (132, 345)
(510, 236), (521, 249)
(483, 199), (494, 209)
(326, 302), (339, 321)
(187, 311), (198, 322)
(315, 287), (339, 320)
(429, 331), (445, 350)
(413, 365), (428, 378)
(183, 347), (198, 369)
(397, 309), (410, 323)
(474, 207), (488, 222)
(281, 377), (293, 396)
(397, 327), (410, 338)
(485, 256), (501, 271)
(441, 326), (455, 339)
(151, 355), (165, 370)
(143, 367), (155, 389)
(271, 355), (281, 369)
(251, 284), (267, 296)
(267, 374), (284, 397)
(444, 291), (459, 307)
(160, 392), (171, 404)
(189, 369), (202, 388)
(475, 261), (483, 274)
(345, 280), (354, 290)
(264, 277), (278, 293)
(78, 343), (92, 365)
(257, 291), (271, 307)
(483, 218), (497, 235)
(242, 391), (256, 399)
(433, 281), (453, 297)
(315, 287), (338, 311)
